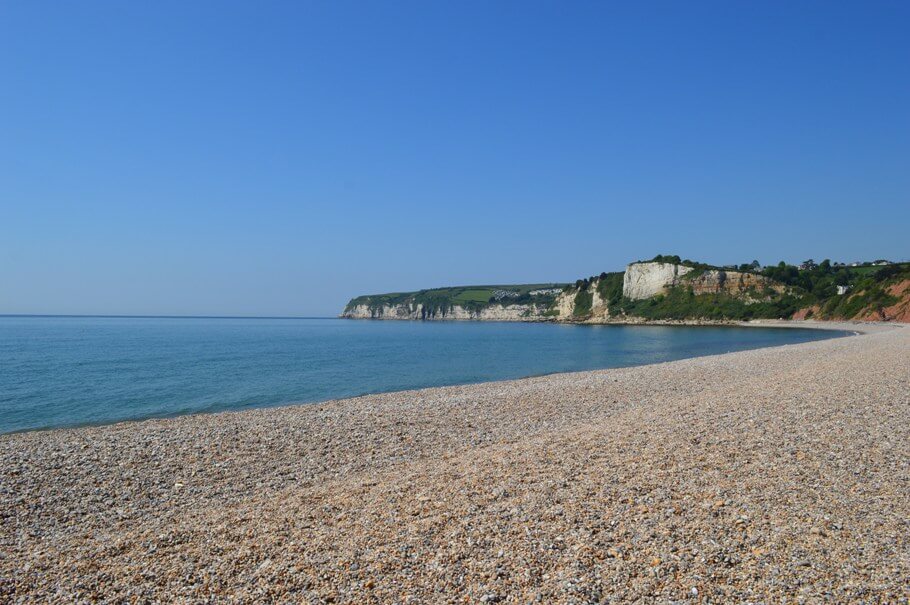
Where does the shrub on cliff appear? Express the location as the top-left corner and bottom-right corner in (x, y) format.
(573, 289), (593, 317)
(615, 288), (803, 321)
(596, 273), (624, 307)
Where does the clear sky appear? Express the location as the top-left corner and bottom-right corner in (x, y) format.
(2, 1), (908, 316)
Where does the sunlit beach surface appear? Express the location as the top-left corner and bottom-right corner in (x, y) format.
(1, 322), (908, 602)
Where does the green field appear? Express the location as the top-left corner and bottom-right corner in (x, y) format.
(451, 289), (498, 305)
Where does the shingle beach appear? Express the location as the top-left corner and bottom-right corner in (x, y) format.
(2, 322), (908, 603)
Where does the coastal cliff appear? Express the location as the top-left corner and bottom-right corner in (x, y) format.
(545, 262), (787, 321)
(342, 302), (548, 321)
(622, 262), (785, 301)
(341, 284), (565, 322)
(342, 262), (791, 323)
(550, 277), (613, 320)
(342, 256), (910, 323)
(623, 262), (693, 300)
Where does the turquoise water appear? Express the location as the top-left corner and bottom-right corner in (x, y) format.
(0, 317), (846, 434)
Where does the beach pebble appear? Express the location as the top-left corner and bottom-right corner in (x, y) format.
(0, 322), (907, 603)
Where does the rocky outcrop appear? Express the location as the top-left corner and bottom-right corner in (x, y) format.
(879, 280), (910, 322)
(623, 263), (693, 300)
(549, 279), (612, 320)
(590, 285), (610, 319)
(342, 303), (548, 321)
(686, 270), (785, 299)
(343, 304), (414, 320)
(622, 262), (784, 301)
(550, 290), (576, 318)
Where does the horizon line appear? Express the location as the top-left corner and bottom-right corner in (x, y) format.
(0, 314), (338, 320)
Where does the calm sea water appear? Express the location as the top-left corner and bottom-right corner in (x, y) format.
(0, 317), (846, 434)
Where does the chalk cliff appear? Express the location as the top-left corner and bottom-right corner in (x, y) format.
(622, 262), (784, 301)
(622, 262), (694, 300)
(550, 280), (612, 320)
(343, 263), (788, 322)
(339, 257), (837, 323)
(343, 256), (910, 323)
(590, 287), (610, 319)
(342, 303), (549, 321)
(551, 290), (577, 318)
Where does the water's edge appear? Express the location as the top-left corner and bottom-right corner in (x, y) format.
(0, 320), (863, 436)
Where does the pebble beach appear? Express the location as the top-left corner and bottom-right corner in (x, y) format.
(1, 321), (908, 603)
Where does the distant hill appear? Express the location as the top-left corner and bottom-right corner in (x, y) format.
(341, 256), (910, 323)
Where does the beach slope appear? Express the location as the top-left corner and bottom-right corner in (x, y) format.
(1, 322), (908, 603)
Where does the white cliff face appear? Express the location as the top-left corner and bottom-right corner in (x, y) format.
(589, 284), (610, 319)
(341, 304), (407, 319)
(341, 303), (546, 321)
(475, 305), (542, 320)
(622, 262), (693, 300)
(549, 280), (611, 320)
(621, 263), (786, 302)
(551, 289), (576, 318)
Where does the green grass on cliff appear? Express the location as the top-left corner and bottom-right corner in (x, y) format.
(451, 289), (498, 305)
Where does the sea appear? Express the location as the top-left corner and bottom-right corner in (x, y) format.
(0, 316), (847, 434)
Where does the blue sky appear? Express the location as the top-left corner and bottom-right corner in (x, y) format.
(1, 1), (908, 316)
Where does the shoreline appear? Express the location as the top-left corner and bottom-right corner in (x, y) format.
(340, 313), (894, 330)
(2, 321), (907, 601)
(0, 320), (865, 438)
